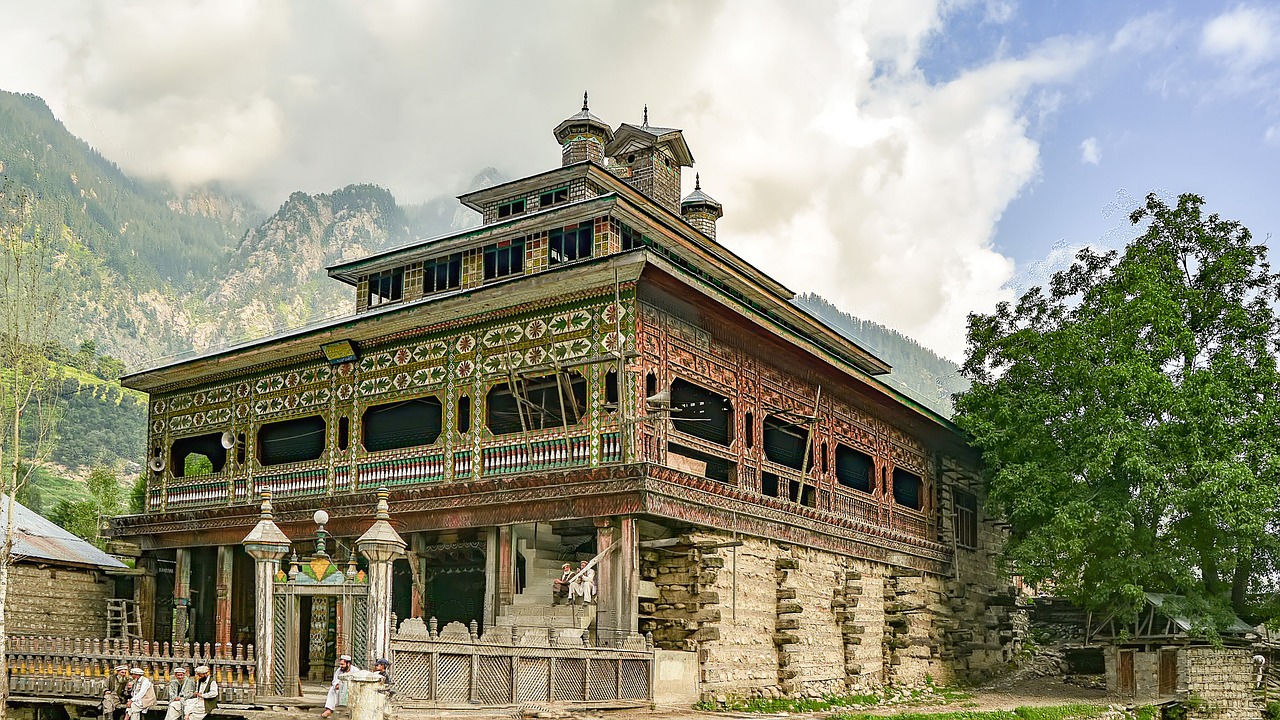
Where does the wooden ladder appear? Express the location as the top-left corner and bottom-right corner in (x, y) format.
(107, 598), (142, 639)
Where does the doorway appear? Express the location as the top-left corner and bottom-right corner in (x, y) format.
(1117, 649), (1135, 695)
(1159, 649), (1178, 696)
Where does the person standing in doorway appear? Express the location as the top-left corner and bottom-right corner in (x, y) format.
(322, 654), (359, 717)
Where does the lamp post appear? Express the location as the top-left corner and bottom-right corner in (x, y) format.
(355, 486), (406, 666)
(240, 491), (292, 693)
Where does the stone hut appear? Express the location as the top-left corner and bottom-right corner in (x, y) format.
(1, 495), (127, 636)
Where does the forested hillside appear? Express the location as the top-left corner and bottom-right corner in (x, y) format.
(793, 294), (967, 416)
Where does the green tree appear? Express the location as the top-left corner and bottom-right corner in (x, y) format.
(955, 193), (1280, 627)
(48, 465), (122, 544)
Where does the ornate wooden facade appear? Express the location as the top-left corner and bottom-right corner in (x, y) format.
(112, 99), (1014, 699)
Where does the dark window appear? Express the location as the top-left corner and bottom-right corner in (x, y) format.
(645, 373), (657, 397)
(367, 268), (404, 307)
(744, 412), (754, 449)
(235, 434), (246, 465)
(539, 187), (569, 207)
(670, 379), (732, 446)
(457, 395), (472, 434)
(496, 198), (525, 218)
(667, 443), (734, 483)
(549, 222), (593, 265)
(258, 416), (326, 466)
(605, 369), (619, 408)
(363, 397), (443, 452)
(821, 442), (829, 474)
(337, 417), (350, 452)
(763, 414), (811, 470)
(486, 372), (587, 435)
(621, 223), (646, 250)
(761, 472), (780, 498)
(835, 444), (874, 493)
(955, 490), (978, 548)
(424, 253), (462, 295)
(892, 468), (924, 510)
(171, 433), (227, 478)
(483, 239), (525, 280)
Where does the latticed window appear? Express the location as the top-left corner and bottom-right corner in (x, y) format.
(496, 198), (525, 218)
(892, 467), (924, 510)
(955, 490), (979, 548)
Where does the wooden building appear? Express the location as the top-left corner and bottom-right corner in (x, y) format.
(1, 495), (126, 637)
(111, 98), (1022, 701)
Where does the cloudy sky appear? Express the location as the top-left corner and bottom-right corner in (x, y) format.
(2, 0), (1278, 360)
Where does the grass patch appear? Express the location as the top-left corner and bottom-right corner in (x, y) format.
(694, 685), (973, 714)
(830, 704), (1110, 720)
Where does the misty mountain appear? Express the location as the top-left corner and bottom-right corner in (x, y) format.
(793, 294), (967, 417)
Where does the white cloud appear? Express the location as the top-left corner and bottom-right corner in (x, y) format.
(1110, 11), (1184, 54)
(1080, 137), (1101, 165)
(0, 0), (1098, 360)
(984, 0), (1016, 25)
(1266, 125), (1280, 147)
(1202, 5), (1278, 67)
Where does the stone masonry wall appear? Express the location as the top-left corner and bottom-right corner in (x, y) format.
(696, 535), (780, 697)
(777, 546), (846, 696)
(5, 563), (112, 637)
(1183, 647), (1261, 720)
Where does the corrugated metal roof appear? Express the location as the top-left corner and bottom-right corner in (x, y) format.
(0, 495), (126, 570)
(1145, 592), (1256, 636)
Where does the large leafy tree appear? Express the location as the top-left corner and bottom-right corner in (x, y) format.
(955, 193), (1280, 626)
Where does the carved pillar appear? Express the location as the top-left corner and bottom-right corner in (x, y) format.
(215, 545), (235, 646)
(356, 486), (406, 666)
(242, 492), (292, 692)
(173, 548), (192, 644)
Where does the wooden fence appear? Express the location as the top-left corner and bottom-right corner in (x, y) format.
(5, 637), (256, 704)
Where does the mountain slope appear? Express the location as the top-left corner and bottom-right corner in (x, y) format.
(793, 293), (968, 417)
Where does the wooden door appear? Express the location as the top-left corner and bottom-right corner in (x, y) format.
(1159, 649), (1178, 695)
(1118, 649), (1135, 695)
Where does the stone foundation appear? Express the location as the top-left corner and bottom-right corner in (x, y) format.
(638, 529), (1024, 701)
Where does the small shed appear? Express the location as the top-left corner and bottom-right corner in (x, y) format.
(0, 496), (127, 636)
(1089, 593), (1259, 720)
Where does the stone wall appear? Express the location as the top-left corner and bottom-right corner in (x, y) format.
(638, 527), (1022, 702)
(1183, 647), (1261, 720)
(4, 563), (113, 637)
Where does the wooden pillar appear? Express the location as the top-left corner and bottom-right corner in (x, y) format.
(618, 516), (638, 634)
(594, 519), (617, 640)
(483, 527), (498, 629)
(173, 548), (192, 644)
(135, 555), (157, 641)
(497, 525), (514, 607)
(215, 546), (234, 647)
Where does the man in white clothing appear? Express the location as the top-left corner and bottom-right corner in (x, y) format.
(322, 655), (358, 718)
(125, 668), (156, 720)
(185, 665), (218, 720)
(569, 560), (596, 604)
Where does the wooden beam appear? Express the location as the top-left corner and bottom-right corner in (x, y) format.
(215, 545), (234, 646)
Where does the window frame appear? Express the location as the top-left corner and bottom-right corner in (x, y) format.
(423, 253), (462, 295)
(496, 198), (526, 218)
(483, 239), (526, 280)
(539, 186), (569, 208)
(548, 222), (594, 265)
(367, 267), (404, 307)
(954, 489), (979, 549)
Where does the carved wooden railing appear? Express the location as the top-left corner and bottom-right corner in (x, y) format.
(389, 618), (652, 704)
(5, 637), (256, 704)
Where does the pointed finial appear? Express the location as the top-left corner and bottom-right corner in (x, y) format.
(695, 173), (701, 191)
(643, 104), (649, 126)
(582, 91), (589, 112)
(376, 485), (391, 521)
(258, 490), (273, 520)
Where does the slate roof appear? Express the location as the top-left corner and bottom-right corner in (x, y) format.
(0, 495), (126, 570)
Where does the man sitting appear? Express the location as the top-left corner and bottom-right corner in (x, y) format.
(163, 667), (194, 720)
(104, 665), (130, 720)
(569, 560), (596, 605)
(125, 668), (155, 720)
(552, 563), (572, 605)
(185, 666), (218, 720)
(322, 655), (358, 718)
